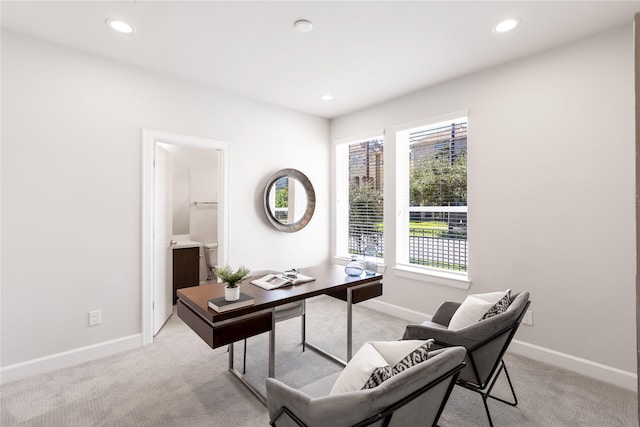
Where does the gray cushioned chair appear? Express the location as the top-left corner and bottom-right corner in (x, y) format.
(266, 346), (466, 427)
(402, 291), (530, 427)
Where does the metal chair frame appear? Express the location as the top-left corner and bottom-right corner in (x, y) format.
(436, 300), (530, 427)
(270, 362), (465, 427)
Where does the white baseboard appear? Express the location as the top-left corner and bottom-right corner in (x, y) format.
(359, 299), (638, 392)
(508, 340), (637, 392)
(4, 299), (638, 393)
(359, 298), (433, 324)
(0, 334), (142, 385)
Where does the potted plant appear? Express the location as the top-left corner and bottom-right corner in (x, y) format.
(214, 264), (251, 301)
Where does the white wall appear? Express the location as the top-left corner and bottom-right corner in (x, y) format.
(172, 166), (190, 235)
(190, 166), (219, 280)
(189, 167), (218, 246)
(332, 25), (636, 376)
(1, 31), (329, 369)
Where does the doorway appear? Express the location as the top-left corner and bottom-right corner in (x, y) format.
(142, 129), (229, 345)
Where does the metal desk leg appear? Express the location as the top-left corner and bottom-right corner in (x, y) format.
(302, 299), (306, 352)
(226, 308), (275, 406)
(269, 308), (276, 378)
(306, 283), (378, 367)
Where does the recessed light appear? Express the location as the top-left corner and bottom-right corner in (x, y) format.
(294, 19), (313, 33)
(106, 18), (135, 34)
(494, 18), (519, 33)
(320, 94), (333, 101)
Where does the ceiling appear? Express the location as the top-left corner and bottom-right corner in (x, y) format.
(2, 1), (639, 118)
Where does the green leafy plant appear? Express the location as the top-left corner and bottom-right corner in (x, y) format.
(214, 265), (251, 288)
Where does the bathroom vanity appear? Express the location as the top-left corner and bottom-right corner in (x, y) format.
(172, 241), (201, 303)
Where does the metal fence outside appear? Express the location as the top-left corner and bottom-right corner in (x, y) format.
(348, 207), (468, 272)
(408, 229), (467, 272)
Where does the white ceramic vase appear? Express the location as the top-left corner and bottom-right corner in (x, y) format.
(225, 285), (240, 301)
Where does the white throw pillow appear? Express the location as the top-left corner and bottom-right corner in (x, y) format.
(371, 340), (434, 374)
(329, 340), (434, 395)
(329, 342), (391, 395)
(369, 340), (434, 367)
(448, 290), (510, 330)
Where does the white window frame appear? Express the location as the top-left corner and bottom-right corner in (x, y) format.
(394, 111), (471, 289)
(333, 130), (385, 265)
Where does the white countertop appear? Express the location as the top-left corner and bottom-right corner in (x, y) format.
(172, 240), (203, 249)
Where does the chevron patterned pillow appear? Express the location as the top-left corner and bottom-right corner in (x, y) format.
(329, 339), (435, 395)
(329, 342), (391, 395)
(391, 341), (433, 375)
(481, 289), (512, 320)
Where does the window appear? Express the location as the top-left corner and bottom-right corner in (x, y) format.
(335, 135), (384, 261)
(396, 114), (468, 275)
(273, 177), (289, 222)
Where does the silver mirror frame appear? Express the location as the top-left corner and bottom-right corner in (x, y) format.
(263, 168), (315, 232)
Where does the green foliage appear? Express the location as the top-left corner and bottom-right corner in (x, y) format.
(275, 187), (288, 208)
(409, 221), (466, 239)
(410, 149), (467, 206)
(350, 180), (381, 205)
(214, 265), (251, 288)
(410, 221), (448, 230)
(409, 221), (446, 237)
(349, 181), (383, 244)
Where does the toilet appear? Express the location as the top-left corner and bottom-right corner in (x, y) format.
(203, 243), (218, 281)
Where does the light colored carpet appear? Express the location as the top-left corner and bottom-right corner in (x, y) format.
(1, 295), (637, 426)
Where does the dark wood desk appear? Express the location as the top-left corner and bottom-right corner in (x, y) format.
(177, 264), (383, 403)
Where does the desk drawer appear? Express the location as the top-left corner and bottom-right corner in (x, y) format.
(328, 281), (382, 304)
(177, 300), (273, 349)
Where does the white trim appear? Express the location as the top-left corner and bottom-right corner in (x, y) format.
(410, 206), (468, 213)
(334, 143), (349, 259)
(394, 112), (470, 284)
(141, 129), (230, 346)
(393, 109), (469, 133)
(332, 128), (386, 262)
(333, 131), (385, 260)
(509, 340), (637, 392)
(0, 334), (141, 384)
(359, 299), (637, 392)
(395, 127), (410, 265)
(393, 265), (471, 289)
(359, 298), (432, 324)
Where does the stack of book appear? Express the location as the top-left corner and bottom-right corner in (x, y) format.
(208, 293), (254, 312)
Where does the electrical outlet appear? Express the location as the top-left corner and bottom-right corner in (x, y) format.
(89, 310), (102, 326)
(522, 310), (533, 326)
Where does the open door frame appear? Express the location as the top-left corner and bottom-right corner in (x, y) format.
(141, 129), (230, 345)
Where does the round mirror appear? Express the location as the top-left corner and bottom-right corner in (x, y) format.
(264, 168), (315, 232)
